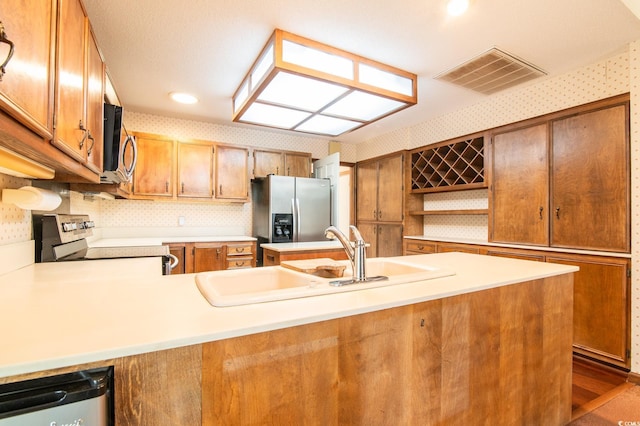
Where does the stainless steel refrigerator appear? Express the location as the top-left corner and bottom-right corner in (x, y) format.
(252, 175), (332, 265)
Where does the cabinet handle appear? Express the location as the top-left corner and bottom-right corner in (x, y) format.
(0, 22), (15, 81)
(378, 210), (382, 220)
(276, 167), (279, 175)
(555, 207), (560, 219)
(181, 182), (185, 193)
(287, 167), (291, 176)
(219, 184), (223, 196)
(78, 120), (88, 149)
(165, 182), (169, 193)
(373, 210), (377, 219)
(86, 130), (95, 156)
(539, 206), (543, 220)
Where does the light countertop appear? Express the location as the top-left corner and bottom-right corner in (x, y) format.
(405, 235), (632, 258)
(260, 240), (343, 251)
(0, 252), (577, 379)
(89, 235), (256, 248)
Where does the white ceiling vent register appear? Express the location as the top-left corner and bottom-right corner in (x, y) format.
(434, 47), (546, 95)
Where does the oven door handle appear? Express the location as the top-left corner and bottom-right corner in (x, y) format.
(168, 253), (179, 270)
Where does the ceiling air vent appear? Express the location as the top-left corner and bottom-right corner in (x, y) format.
(434, 47), (546, 95)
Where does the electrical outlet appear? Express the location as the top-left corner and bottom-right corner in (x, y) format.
(178, 216), (185, 226)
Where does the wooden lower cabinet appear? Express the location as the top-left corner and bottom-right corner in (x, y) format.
(358, 223), (403, 257)
(546, 253), (630, 368)
(165, 241), (256, 273)
(403, 238), (631, 369)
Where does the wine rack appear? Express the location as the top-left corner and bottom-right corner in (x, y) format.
(411, 136), (485, 192)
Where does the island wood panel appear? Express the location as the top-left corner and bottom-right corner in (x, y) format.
(114, 345), (202, 425)
(201, 274), (573, 425)
(202, 320), (339, 425)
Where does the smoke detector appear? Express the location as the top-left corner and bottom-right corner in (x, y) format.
(434, 47), (546, 95)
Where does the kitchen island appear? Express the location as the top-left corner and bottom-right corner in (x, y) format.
(0, 252), (577, 425)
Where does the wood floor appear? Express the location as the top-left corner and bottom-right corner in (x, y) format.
(571, 356), (631, 421)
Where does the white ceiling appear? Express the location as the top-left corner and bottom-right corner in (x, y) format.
(82, 0), (640, 144)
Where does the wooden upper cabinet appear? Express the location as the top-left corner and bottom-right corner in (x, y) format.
(551, 105), (630, 252)
(356, 161), (378, 222)
(283, 152), (311, 177)
(178, 142), (213, 198)
(133, 134), (175, 197)
(490, 96), (630, 253)
(53, 0), (86, 162)
(84, 27), (104, 174)
(0, 0), (55, 138)
(253, 149), (311, 178)
(377, 154), (404, 222)
(491, 123), (550, 246)
(53, 0), (104, 173)
(253, 149), (283, 177)
(356, 153), (404, 223)
(215, 144), (248, 201)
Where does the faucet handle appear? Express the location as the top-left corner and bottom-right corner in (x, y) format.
(349, 225), (365, 244)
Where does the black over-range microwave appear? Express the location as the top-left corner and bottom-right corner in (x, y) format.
(101, 103), (137, 183)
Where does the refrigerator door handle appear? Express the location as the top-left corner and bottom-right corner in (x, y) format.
(295, 198), (301, 241)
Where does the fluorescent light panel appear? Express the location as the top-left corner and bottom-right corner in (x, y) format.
(232, 29), (417, 137)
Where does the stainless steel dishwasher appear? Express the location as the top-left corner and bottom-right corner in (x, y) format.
(0, 366), (113, 425)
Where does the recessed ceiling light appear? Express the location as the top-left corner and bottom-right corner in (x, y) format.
(169, 92), (198, 104)
(447, 0), (469, 16)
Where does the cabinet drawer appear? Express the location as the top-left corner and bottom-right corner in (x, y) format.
(226, 257), (253, 269)
(227, 244), (253, 256)
(404, 240), (436, 254)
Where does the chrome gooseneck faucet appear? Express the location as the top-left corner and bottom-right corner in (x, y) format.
(325, 225), (367, 282)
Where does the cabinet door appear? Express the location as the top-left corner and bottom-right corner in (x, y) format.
(85, 28), (104, 174)
(253, 149), (282, 177)
(216, 145), (248, 200)
(376, 154), (404, 222)
(53, 0), (86, 162)
(547, 254), (629, 368)
(284, 152), (311, 177)
(193, 243), (226, 273)
(376, 224), (403, 257)
(357, 223), (377, 258)
(491, 123), (549, 246)
(178, 142), (213, 198)
(356, 162), (378, 221)
(133, 135), (174, 197)
(0, 0), (54, 138)
(551, 105), (629, 252)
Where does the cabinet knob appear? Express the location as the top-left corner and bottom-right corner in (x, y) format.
(555, 207), (560, 219)
(539, 206), (543, 220)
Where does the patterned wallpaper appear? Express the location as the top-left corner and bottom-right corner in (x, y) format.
(1, 39), (639, 372)
(0, 174), (32, 243)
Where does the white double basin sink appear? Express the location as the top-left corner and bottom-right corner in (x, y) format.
(196, 258), (455, 307)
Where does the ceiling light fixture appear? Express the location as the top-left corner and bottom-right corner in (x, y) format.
(447, 0), (469, 16)
(232, 29), (417, 137)
(170, 92), (198, 104)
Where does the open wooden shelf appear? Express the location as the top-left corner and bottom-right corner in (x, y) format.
(409, 209), (488, 216)
(411, 136), (486, 193)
